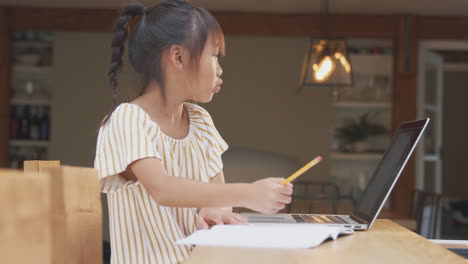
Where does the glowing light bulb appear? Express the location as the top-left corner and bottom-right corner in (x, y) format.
(334, 52), (351, 73)
(313, 56), (335, 82)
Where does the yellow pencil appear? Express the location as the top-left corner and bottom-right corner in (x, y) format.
(281, 156), (322, 185)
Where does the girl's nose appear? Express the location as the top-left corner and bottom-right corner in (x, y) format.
(217, 62), (223, 77)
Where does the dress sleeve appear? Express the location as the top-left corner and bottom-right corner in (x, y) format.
(94, 105), (161, 193)
(195, 106), (229, 178)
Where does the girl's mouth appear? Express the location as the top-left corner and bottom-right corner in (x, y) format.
(214, 79), (223, 93)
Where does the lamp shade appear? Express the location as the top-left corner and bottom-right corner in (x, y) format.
(298, 39), (352, 93)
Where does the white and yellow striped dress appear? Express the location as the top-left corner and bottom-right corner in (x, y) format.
(94, 102), (228, 264)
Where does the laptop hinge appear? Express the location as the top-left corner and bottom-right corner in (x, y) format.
(350, 215), (369, 224)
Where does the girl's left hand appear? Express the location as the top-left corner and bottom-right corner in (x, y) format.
(196, 208), (248, 230)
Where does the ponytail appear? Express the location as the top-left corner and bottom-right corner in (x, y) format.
(102, 4), (146, 125)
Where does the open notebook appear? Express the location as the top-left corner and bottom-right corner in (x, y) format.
(176, 224), (353, 249)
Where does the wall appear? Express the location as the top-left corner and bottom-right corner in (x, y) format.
(442, 70), (468, 198)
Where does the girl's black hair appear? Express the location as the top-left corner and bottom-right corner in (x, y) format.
(102, 0), (225, 125)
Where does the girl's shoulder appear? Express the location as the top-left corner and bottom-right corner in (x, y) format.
(108, 103), (149, 123)
(185, 102), (213, 124)
(99, 103), (151, 135)
(185, 102), (228, 152)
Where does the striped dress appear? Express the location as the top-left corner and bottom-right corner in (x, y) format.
(94, 102), (228, 264)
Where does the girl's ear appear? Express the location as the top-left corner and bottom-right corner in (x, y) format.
(169, 45), (184, 71)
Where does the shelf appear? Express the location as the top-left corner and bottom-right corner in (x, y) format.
(13, 65), (52, 74)
(333, 101), (391, 109)
(350, 54), (393, 61)
(11, 97), (51, 106)
(15, 40), (52, 48)
(9, 140), (49, 148)
(424, 155), (441, 162)
(330, 152), (383, 161)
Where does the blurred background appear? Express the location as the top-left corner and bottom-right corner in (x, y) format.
(1, 0), (467, 247)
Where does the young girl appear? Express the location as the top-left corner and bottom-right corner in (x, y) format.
(94, 1), (293, 263)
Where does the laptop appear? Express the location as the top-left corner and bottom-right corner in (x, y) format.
(242, 118), (430, 231)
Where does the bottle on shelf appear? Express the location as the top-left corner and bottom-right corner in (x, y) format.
(29, 106), (40, 140)
(39, 106), (50, 140)
(10, 105), (50, 141)
(10, 105), (19, 139)
(18, 105), (30, 139)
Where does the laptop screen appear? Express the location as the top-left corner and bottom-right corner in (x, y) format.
(353, 119), (429, 223)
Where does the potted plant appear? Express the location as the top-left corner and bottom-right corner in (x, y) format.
(335, 113), (388, 153)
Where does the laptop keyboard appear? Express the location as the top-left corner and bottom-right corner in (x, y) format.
(291, 214), (306, 223)
(447, 248), (468, 259)
(292, 214), (351, 224)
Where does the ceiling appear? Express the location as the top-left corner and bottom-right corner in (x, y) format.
(1, 0), (468, 16)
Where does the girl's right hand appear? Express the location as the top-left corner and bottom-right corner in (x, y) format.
(245, 178), (293, 214)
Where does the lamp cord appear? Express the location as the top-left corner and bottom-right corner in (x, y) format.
(319, 0), (331, 38)
(321, 0), (330, 16)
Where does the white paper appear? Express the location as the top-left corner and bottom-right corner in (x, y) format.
(176, 224), (353, 249)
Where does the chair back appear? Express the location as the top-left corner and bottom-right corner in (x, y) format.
(413, 190), (442, 239)
(24, 161), (103, 264)
(0, 169), (59, 264)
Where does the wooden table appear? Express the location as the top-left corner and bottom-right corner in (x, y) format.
(184, 220), (465, 264)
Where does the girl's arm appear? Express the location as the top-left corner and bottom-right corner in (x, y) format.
(130, 157), (247, 208)
(125, 157), (293, 214)
(208, 170), (233, 212)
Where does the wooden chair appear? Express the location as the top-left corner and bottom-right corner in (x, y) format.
(413, 190), (442, 239)
(23, 161), (103, 264)
(0, 169), (59, 264)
